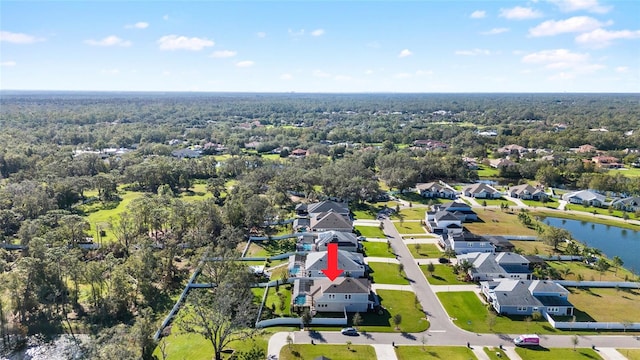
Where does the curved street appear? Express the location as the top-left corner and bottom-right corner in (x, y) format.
(268, 208), (640, 359)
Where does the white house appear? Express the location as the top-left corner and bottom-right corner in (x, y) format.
(288, 250), (366, 279)
(562, 190), (606, 207)
(462, 183), (502, 199)
(481, 279), (574, 317)
(462, 252), (533, 282)
(425, 211), (463, 235)
(415, 182), (457, 199)
(310, 277), (373, 313)
(314, 231), (359, 252)
(309, 210), (353, 232)
(439, 231), (493, 255)
(508, 184), (548, 201)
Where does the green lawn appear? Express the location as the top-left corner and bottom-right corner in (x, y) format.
(393, 207), (428, 220)
(358, 290), (429, 333)
(464, 209), (539, 236)
(280, 344), (376, 360)
(478, 197), (518, 207)
(393, 221), (426, 234)
(546, 260), (637, 282)
(368, 262), (410, 285)
(395, 346), (475, 360)
(477, 165), (500, 178)
(407, 243), (442, 259)
(421, 265), (468, 285)
(484, 347), (508, 360)
(437, 291), (560, 334)
(619, 349), (640, 360)
(567, 287), (640, 322)
(564, 204), (632, 219)
(362, 241), (395, 258)
(246, 239), (296, 258)
(352, 202), (388, 220)
(522, 198), (560, 209)
(82, 189), (147, 244)
(179, 183), (212, 202)
(515, 347), (602, 360)
(355, 225), (386, 238)
(608, 167), (640, 178)
(257, 284), (293, 318)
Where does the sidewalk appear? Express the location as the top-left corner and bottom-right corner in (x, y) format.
(364, 257), (400, 264)
(372, 344), (398, 360)
(599, 347), (630, 360)
(267, 331), (294, 359)
(371, 284), (415, 292)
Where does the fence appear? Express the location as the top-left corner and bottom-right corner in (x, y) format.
(547, 313), (640, 331)
(256, 315), (347, 329)
(536, 255), (584, 261)
(556, 281), (640, 288)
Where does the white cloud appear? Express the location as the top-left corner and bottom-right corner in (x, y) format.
(0, 60), (16, 67)
(522, 48), (604, 79)
(163, 15), (169, 21)
(125, 22), (149, 29)
(364, 69), (374, 75)
(415, 70), (433, 76)
(529, 16), (608, 37)
(481, 28), (510, 35)
(210, 50), (237, 58)
(0, 30), (44, 44)
(312, 69), (331, 78)
(615, 66), (629, 73)
(236, 60), (254, 68)
(101, 68), (120, 75)
(499, 6), (543, 20)
(157, 35), (214, 51)
(398, 49), (413, 58)
(257, 32), (267, 38)
(311, 29), (325, 37)
(470, 10), (486, 19)
(455, 48), (491, 56)
(575, 28), (640, 48)
(334, 75), (351, 81)
(280, 73), (293, 80)
(85, 35), (132, 47)
(393, 72), (412, 79)
(547, 0), (611, 14)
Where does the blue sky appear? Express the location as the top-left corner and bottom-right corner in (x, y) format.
(1, 0), (639, 92)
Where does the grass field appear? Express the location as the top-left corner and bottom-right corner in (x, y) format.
(393, 207), (428, 220)
(510, 240), (553, 255)
(546, 260), (637, 282)
(395, 346), (475, 360)
(484, 347), (508, 360)
(564, 204), (633, 219)
(619, 349), (640, 360)
(522, 198), (561, 209)
(280, 344), (376, 360)
(82, 189), (147, 244)
(437, 291), (560, 334)
(359, 290), (429, 333)
(179, 183), (212, 202)
(368, 262), (410, 285)
(608, 167), (640, 178)
(351, 202), (390, 220)
(477, 165), (500, 178)
(393, 221), (427, 234)
(362, 241), (395, 258)
(478, 197), (518, 207)
(567, 287), (640, 322)
(396, 192), (447, 206)
(255, 284), (293, 318)
(463, 209), (539, 236)
(407, 243), (442, 259)
(246, 239), (296, 258)
(515, 347), (602, 360)
(355, 225), (386, 238)
(421, 265), (468, 285)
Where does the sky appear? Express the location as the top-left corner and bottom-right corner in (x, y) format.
(1, 0), (639, 93)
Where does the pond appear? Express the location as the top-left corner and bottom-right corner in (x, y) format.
(543, 217), (640, 274)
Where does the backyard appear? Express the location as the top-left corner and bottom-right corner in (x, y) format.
(420, 264), (468, 285)
(463, 209), (538, 236)
(567, 287), (640, 322)
(362, 241), (395, 258)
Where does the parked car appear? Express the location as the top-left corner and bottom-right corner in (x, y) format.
(513, 334), (540, 346)
(340, 327), (358, 336)
(438, 257), (450, 264)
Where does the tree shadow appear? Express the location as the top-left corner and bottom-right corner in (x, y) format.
(308, 330), (326, 343)
(401, 332), (416, 340)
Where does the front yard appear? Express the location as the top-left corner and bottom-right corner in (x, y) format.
(355, 225), (386, 238)
(477, 197), (518, 207)
(395, 346), (475, 360)
(280, 344), (375, 360)
(515, 347), (602, 360)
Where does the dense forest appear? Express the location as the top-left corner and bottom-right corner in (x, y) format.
(0, 92), (638, 358)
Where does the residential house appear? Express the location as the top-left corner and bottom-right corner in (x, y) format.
(489, 158), (517, 169)
(296, 231), (359, 252)
(484, 235), (515, 253)
(415, 181), (457, 199)
(498, 144), (528, 155)
(291, 277), (375, 313)
(508, 184), (548, 201)
(612, 196), (640, 212)
(288, 250), (366, 279)
(413, 139), (448, 150)
(291, 149), (308, 158)
(309, 210), (353, 232)
(461, 252), (534, 282)
(432, 200), (478, 221)
(439, 231), (493, 255)
(305, 200), (350, 217)
(171, 148), (202, 158)
(562, 190), (606, 207)
(425, 211), (463, 235)
(463, 157), (479, 170)
(481, 279), (574, 316)
(592, 155), (623, 169)
(576, 144), (597, 153)
(462, 183), (502, 199)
